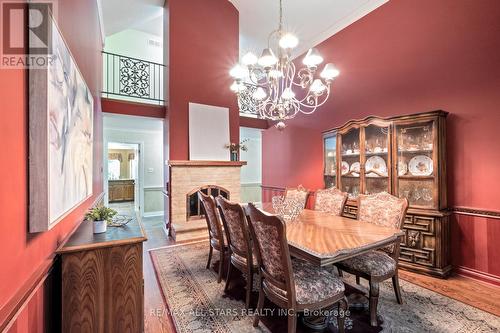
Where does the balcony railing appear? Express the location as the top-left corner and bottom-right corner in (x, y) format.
(102, 51), (166, 105)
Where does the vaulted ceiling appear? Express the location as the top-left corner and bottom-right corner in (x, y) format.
(100, 0), (164, 37)
(229, 0), (388, 57)
(100, 0), (388, 58)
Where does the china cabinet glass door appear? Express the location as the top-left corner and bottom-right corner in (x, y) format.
(340, 128), (361, 199)
(323, 134), (337, 188)
(364, 124), (391, 194)
(395, 120), (437, 208)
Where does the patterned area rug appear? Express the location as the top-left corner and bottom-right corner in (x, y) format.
(150, 242), (500, 333)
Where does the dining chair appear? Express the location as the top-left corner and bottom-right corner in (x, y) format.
(284, 185), (310, 209)
(314, 187), (349, 216)
(198, 191), (226, 283)
(336, 192), (409, 326)
(215, 196), (258, 309)
(246, 203), (347, 333)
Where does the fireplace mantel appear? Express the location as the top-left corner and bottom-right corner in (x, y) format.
(168, 160), (247, 167)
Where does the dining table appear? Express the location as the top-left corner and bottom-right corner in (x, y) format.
(258, 203), (405, 329)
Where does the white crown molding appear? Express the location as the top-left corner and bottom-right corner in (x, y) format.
(292, 0), (389, 59)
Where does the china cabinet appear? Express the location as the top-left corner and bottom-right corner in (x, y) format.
(322, 111), (450, 277)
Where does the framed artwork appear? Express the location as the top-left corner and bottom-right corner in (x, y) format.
(29, 11), (93, 232)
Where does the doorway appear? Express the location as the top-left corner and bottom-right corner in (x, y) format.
(106, 142), (141, 215)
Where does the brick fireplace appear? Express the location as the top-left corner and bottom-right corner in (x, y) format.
(166, 160), (246, 240)
(186, 185), (230, 220)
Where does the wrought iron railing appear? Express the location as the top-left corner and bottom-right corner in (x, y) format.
(102, 51), (166, 105)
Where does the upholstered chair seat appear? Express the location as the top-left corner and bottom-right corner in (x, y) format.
(246, 203), (347, 333)
(339, 251), (396, 277)
(336, 191), (408, 327)
(198, 191), (226, 284)
(232, 251), (259, 268)
(209, 234), (227, 248)
(267, 259), (345, 305)
(216, 196), (258, 309)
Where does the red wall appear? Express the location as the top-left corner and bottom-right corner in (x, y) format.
(262, 0), (500, 280)
(0, 0), (103, 328)
(168, 0), (239, 160)
(102, 98), (166, 119)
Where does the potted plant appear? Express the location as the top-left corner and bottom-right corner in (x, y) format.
(225, 139), (249, 161)
(85, 206), (117, 234)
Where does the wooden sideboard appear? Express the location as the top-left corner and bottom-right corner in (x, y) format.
(56, 213), (147, 332)
(109, 179), (135, 202)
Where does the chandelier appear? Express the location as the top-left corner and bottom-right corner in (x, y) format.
(230, 0), (339, 128)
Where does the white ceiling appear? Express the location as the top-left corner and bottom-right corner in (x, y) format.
(108, 142), (139, 150)
(100, 0), (164, 37)
(230, 0), (388, 58)
(103, 114), (164, 133)
(99, 0), (387, 60)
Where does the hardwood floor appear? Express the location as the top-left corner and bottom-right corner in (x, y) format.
(141, 217), (500, 332)
(142, 217), (176, 333)
(399, 270), (500, 317)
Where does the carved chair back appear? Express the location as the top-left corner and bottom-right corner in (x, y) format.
(357, 192), (409, 254)
(314, 187), (349, 216)
(357, 192), (409, 229)
(198, 191), (224, 246)
(215, 196), (252, 263)
(246, 203), (295, 301)
(284, 185), (309, 209)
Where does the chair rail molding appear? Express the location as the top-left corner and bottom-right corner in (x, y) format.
(0, 192), (105, 332)
(451, 206), (500, 220)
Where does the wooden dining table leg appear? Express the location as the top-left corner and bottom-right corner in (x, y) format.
(301, 313), (329, 331)
(338, 297), (348, 333)
(343, 279), (369, 311)
(301, 304), (336, 331)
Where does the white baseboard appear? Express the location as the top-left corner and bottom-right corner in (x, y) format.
(143, 211), (164, 218)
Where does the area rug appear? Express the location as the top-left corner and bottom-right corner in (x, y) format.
(150, 242), (500, 333)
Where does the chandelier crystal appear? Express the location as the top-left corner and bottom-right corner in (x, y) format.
(230, 0), (339, 126)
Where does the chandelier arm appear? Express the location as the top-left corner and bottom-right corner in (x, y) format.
(299, 67), (315, 88)
(232, 0), (336, 124)
(295, 87), (331, 112)
(295, 80), (330, 103)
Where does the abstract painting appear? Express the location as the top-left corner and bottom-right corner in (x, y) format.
(29, 13), (93, 232)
